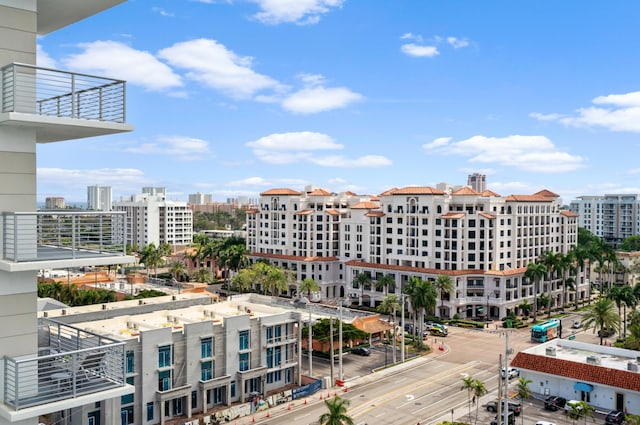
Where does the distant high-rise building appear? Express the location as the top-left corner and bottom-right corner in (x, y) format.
(45, 197), (65, 209)
(141, 186), (166, 196)
(189, 192), (212, 205)
(570, 194), (640, 246)
(87, 185), (112, 211)
(467, 173), (486, 192)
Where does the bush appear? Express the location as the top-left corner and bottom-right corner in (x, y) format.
(448, 319), (484, 329)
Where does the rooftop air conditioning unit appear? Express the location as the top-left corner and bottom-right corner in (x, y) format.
(126, 321), (134, 329)
(546, 346), (557, 356)
(586, 355), (601, 365)
(628, 361), (639, 372)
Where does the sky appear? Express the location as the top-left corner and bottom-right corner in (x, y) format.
(36, 0), (640, 205)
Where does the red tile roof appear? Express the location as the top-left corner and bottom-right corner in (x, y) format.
(479, 212), (496, 219)
(345, 191), (357, 196)
(504, 195), (554, 202)
(481, 190), (501, 197)
(511, 352), (640, 392)
(326, 209), (340, 215)
(260, 188), (302, 196)
(295, 209), (313, 215)
(351, 201), (381, 209)
(365, 211), (385, 217)
(560, 210), (578, 217)
(534, 189), (560, 198)
(441, 212), (466, 219)
(452, 187), (480, 196)
(308, 188), (332, 196)
(382, 186), (445, 195)
(246, 209), (259, 214)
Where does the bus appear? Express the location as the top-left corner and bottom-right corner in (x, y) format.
(531, 319), (561, 342)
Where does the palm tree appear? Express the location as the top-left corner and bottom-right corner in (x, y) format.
(582, 297), (621, 345)
(558, 252), (577, 311)
(231, 268), (253, 293)
(619, 285), (637, 340)
(403, 277), (437, 349)
(299, 278), (320, 299)
(525, 262), (547, 323)
(378, 294), (401, 363)
(192, 267), (212, 283)
(169, 261), (186, 282)
(472, 378), (488, 424)
(460, 375), (475, 424)
(434, 274), (454, 319)
(319, 396), (354, 425)
(375, 274), (396, 296)
(541, 250), (562, 318)
(570, 245), (590, 309)
(353, 272), (371, 306)
(565, 400), (595, 425)
(140, 243), (163, 279)
(516, 377), (532, 425)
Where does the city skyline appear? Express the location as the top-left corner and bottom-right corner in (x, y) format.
(35, 1), (640, 204)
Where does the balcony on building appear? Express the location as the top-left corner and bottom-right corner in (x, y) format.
(0, 63), (133, 143)
(1, 211), (135, 272)
(2, 318), (132, 422)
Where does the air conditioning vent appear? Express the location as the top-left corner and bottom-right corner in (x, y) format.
(628, 361), (639, 372)
(546, 347), (556, 356)
(586, 355), (601, 365)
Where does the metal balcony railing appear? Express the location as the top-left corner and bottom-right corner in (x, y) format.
(1, 62), (126, 123)
(4, 319), (126, 411)
(2, 211), (127, 262)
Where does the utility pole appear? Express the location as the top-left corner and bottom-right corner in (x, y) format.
(497, 353), (503, 423)
(329, 317), (335, 387)
(401, 293), (406, 363)
(503, 332), (510, 425)
(308, 307), (313, 377)
(338, 305), (343, 381)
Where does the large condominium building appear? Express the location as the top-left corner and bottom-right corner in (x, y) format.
(40, 294), (302, 425)
(570, 194), (640, 246)
(113, 190), (193, 249)
(189, 192), (213, 205)
(87, 185), (113, 211)
(0, 1), (135, 424)
(247, 185), (582, 320)
(44, 197), (65, 209)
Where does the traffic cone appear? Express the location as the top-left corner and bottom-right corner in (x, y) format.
(319, 394), (323, 400)
(326, 393), (331, 399)
(252, 416), (255, 423)
(266, 411), (270, 418)
(344, 386), (348, 393)
(304, 399), (307, 405)
(287, 404), (291, 411)
(334, 391), (337, 397)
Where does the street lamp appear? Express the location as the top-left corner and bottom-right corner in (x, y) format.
(400, 293), (406, 363)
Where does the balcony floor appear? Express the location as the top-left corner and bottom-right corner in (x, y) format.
(0, 246), (134, 272)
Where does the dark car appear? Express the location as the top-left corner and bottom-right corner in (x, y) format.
(598, 327), (616, 337)
(351, 347), (371, 356)
(605, 410), (626, 425)
(544, 395), (567, 411)
(486, 400), (522, 416)
(490, 411), (515, 425)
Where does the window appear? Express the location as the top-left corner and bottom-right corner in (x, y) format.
(231, 381), (236, 398)
(146, 402), (154, 421)
(191, 391), (198, 409)
(120, 406), (134, 425)
(126, 350), (134, 374)
(239, 353), (250, 371)
(239, 330), (250, 350)
(158, 370), (171, 391)
(121, 377), (134, 404)
(201, 361), (213, 381)
(158, 345), (172, 368)
(201, 337), (213, 358)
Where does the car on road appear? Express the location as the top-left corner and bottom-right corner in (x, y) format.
(544, 395), (567, 411)
(571, 320), (582, 329)
(490, 411), (515, 425)
(430, 323), (448, 337)
(605, 410), (626, 424)
(500, 367), (520, 379)
(598, 327), (616, 337)
(535, 422), (556, 425)
(351, 347), (371, 356)
(485, 400), (522, 416)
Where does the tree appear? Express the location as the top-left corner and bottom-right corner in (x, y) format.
(557, 251), (576, 311)
(472, 379), (487, 424)
(515, 377), (532, 425)
(231, 268), (253, 293)
(139, 243), (162, 279)
(378, 294), (401, 363)
(525, 262), (547, 322)
(319, 395), (354, 425)
(541, 250), (562, 318)
(353, 272), (372, 306)
(192, 267), (212, 284)
(375, 274), (396, 296)
(460, 376), (475, 425)
(403, 276), (437, 349)
(299, 278), (320, 299)
(620, 235), (640, 252)
(582, 297), (621, 345)
(565, 400), (595, 425)
(570, 245), (590, 310)
(434, 274), (454, 319)
(169, 261), (187, 282)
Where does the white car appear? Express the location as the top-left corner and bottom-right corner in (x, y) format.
(571, 320), (582, 329)
(564, 399), (584, 413)
(535, 422), (556, 425)
(501, 367), (520, 379)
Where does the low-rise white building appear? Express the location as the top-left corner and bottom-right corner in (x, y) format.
(511, 339), (640, 415)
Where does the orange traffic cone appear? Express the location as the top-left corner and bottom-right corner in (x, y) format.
(326, 393), (331, 399)
(319, 394), (323, 400)
(344, 386), (348, 393)
(304, 399), (307, 405)
(252, 416), (255, 423)
(287, 404), (291, 411)
(266, 411), (270, 418)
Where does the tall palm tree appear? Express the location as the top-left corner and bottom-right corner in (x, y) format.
(375, 274), (396, 296)
(319, 396), (354, 425)
(379, 294), (401, 363)
(472, 379), (488, 424)
(434, 274), (454, 319)
(558, 251), (576, 311)
(525, 262), (547, 323)
(299, 278), (320, 299)
(192, 267), (212, 284)
(460, 375), (475, 425)
(516, 377), (532, 425)
(570, 245), (589, 309)
(541, 250), (562, 318)
(620, 285), (637, 341)
(353, 272), (371, 306)
(403, 277), (437, 349)
(582, 297), (621, 345)
(169, 261), (186, 282)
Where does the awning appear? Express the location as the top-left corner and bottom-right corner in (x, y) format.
(574, 382), (593, 392)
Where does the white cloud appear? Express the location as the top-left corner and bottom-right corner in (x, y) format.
(423, 134), (585, 173)
(531, 91), (640, 132)
(36, 44), (57, 68)
(124, 135), (210, 160)
(62, 41), (183, 91)
(401, 43), (439, 58)
(227, 176), (307, 187)
(447, 37), (469, 48)
(158, 38), (282, 99)
(246, 132), (391, 167)
(38, 168), (150, 197)
(282, 86), (363, 114)
(250, 0), (344, 25)
(152, 7), (174, 17)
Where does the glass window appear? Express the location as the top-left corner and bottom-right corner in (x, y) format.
(125, 350), (134, 374)
(201, 361), (213, 381)
(231, 381), (236, 398)
(158, 370), (171, 391)
(201, 337), (212, 358)
(120, 406), (134, 425)
(146, 402), (154, 421)
(239, 330), (250, 350)
(121, 377), (134, 404)
(191, 391), (198, 409)
(239, 353), (249, 371)
(158, 345), (171, 368)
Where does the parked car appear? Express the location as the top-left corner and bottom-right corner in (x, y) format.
(535, 422), (556, 425)
(500, 367), (520, 380)
(571, 320), (582, 329)
(430, 323), (448, 337)
(605, 410), (626, 425)
(351, 347), (371, 356)
(490, 411), (515, 425)
(544, 395), (567, 411)
(564, 400), (584, 414)
(485, 400), (522, 416)
(599, 327), (616, 337)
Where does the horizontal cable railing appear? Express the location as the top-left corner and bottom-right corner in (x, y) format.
(1, 62), (126, 123)
(2, 211), (127, 262)
(4, 319), (126, 411)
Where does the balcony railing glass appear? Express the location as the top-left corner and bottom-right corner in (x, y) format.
(3, 211), (127, 262)
(4, 318), (126, 411)
(1, 62), (126, 123)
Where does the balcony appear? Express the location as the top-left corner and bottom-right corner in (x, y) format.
(0, 63), (133, 143)
(3, 319), (129, 414)
(1, 211), (134, 272)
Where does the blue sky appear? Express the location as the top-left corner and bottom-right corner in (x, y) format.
(36, 0), (640, 205)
